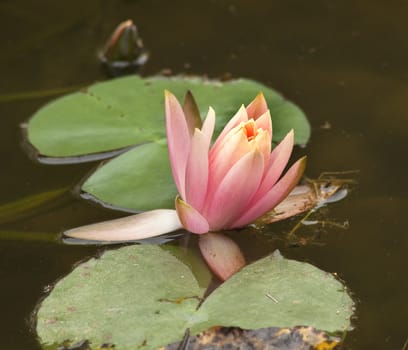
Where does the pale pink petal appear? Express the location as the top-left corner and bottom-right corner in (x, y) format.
(250, 128), (271, 167)
(182, 90), (202, 136)
(205, 150), (264, 230)
(246, 92), (268, 119)
(253, 129), (294, 201)
(210, 105), (248, 156)
(254, 110), (272, 139)
(199, 233), (246, 281)
(185, 129), (209, 211)
(201, 107), (216, 143)
(165, 90), (191, 199)
(64, 210), (183, 241)
(175, 196), (209, 234)
(208, 129), (251, 195)
(231, 156), (307, 228)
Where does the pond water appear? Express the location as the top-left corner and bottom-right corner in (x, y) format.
(0, 1), (407, 349)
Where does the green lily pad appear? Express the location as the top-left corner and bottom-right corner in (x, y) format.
(82, 141), (176, 211)
(194, 251), (353, 333)
(81, 141), (176, 210)
(36, 245), (354, 350)
(37, 245), (204, 349)
(26, 76), (310, 159)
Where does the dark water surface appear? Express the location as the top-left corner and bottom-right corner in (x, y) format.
(0, 1), (407, 349)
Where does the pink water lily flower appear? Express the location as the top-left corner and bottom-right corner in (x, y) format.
(65, 90), (306, 252)
(165, 90), (306, 234)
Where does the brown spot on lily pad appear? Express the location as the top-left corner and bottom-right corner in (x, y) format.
(44, 318), (58, 325)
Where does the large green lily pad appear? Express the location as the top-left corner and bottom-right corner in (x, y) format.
(36, 245), (354, 350)
(27, 76), (310, 158)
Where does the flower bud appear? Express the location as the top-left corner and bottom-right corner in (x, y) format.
(99, 19), (149, 76)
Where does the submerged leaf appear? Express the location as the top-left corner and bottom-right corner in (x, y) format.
(0, 85), (82, 103)
(0, 187), (68, 225)
(0, 230), (58, 243)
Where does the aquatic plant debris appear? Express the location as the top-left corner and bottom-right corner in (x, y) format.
(35, 245), (354, 350)
(162, 326), (341, 350)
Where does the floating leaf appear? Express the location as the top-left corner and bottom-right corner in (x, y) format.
(82, 141), (176, 211)
(36, 245), (354, 350)
(193, 250), (353, 334)
(163, 244), (213, 290)
(36, 245), (204, 350)
(26, 76), (310, 159)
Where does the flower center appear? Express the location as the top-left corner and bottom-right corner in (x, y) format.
(242, 119), (258, 141)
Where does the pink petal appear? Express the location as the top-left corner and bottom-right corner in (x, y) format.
(165, 90), (191, 199)
(199, 233), (246, 281)
(254, 110), (272, 139)
(253, 129), (294, 201)
(175, 196), (209, 234)
(208, 129), (251, 194)
(205, 150), (264, 230)
(210, 105), (248, 157)
(231, 156), (306, 228)
(246, 92), (268, 119)
(250, 128), (271, 168)
(185, 129), (209, 211)
(201, 107), (216, 143)
(64, 210), (183, 241)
